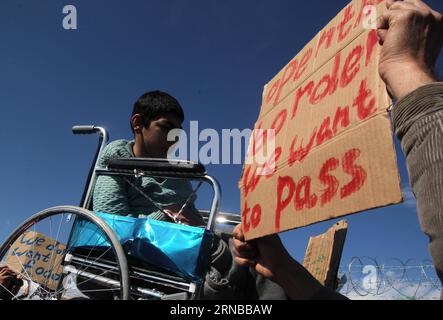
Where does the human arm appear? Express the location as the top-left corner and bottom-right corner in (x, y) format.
(231, 224), (347, 300)
(378, 0), (443, 290)
(392, 84), (443, 286)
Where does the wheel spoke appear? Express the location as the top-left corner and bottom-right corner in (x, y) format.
(54, 254), (118, 297)
(73, 248), (116, 287)
(73, 287), (119, 293)
(43, 214), (65, 290)
(11, 253), (52, 298)
(69, 221), (107, 274)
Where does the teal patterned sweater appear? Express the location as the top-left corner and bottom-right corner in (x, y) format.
(92, 140), (198, 221)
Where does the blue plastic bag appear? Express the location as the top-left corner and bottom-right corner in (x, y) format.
(69, 212), (213, 282)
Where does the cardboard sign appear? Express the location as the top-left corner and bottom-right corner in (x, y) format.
(240, 0), (402, 240)
(303, 221), (348, 289)
(5, 231), (66, 291)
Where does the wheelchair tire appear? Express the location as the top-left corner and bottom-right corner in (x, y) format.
(0, 206), (129, 300)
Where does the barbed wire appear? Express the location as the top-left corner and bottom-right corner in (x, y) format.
(337, 257), (442, 300)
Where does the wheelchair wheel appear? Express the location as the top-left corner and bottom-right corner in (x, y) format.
(0, 206), (129, 300)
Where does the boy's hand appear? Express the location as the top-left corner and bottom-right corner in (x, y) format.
(164, 205), (205, 227)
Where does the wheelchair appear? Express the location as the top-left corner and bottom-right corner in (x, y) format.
(0, 126), (240, 300)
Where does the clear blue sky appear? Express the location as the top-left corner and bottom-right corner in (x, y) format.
(1, 0), (442, 267)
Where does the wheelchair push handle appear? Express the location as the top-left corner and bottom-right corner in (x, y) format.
(72, 125), (108, 143)
(72, 124), (109, 208)
(72, 125), (98, 135)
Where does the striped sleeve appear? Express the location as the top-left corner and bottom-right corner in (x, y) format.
(392, 82), (443, 290)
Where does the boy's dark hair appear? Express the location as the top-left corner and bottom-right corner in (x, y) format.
(131, 91), (184, 133)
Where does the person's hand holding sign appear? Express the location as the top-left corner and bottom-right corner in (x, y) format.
(232, 224), (286, 282)
(377, 0), (443, 100)
(231, 224), (346, 300)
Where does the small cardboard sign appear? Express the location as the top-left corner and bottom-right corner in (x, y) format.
(303, 221), (348, 289)
(240, 0), (402, 240)
(5, 231), (66, 291)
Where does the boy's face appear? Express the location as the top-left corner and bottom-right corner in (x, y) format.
(137, 114), (183, 158)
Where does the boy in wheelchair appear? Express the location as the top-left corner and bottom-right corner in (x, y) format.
(92, 91), (201, 224)
(92, 91), (286, 300)
(90, 91), (287, 300)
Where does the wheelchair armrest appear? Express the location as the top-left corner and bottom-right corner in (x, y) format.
(107, 158), (207, 176)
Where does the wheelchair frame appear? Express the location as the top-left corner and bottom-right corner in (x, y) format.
(67, 125), (230, 300)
